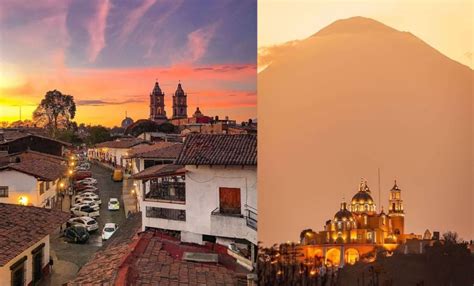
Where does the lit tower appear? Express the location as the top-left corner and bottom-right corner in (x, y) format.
(150, 81), (167, 121)
(172, 81), (188, 119)
(388, 180), (405, 236)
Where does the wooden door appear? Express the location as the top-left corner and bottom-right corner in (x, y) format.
(219, 187), (241, 215)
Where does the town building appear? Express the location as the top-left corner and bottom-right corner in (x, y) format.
(0, 151), (68, 208)
(131, 134), (257, 270)
(126, 142), (183, 175)
(0, 129), (70, 157)
(88, 138), (150, 168)
(0, 203), (69, 286)
(136, 132), (182, 143)
(299, 180), (409, 267)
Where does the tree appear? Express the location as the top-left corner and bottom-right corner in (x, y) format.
(33, 90), (76, 135)
(86, 125), (111, 145)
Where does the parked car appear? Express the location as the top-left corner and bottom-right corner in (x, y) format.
(112, 169), (123, 182)
(70, 205), (100, 217)
(77, 178), (97, 185)
(73, 171), (92, 181)
(75, 197), (102, 206)
(67, 217), (99, 232)
(108, 198), (120, 211)
(75, 185), (98, 192)
(75, 193), (101, 204)
(102, 223), (118, 240)
(72, 201), (100, 211)
(63, 225), (90, 243)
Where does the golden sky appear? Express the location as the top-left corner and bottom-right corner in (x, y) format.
(259, 0), (473, 69)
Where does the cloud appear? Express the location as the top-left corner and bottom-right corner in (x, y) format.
(258, 40), (300, 71)
(118, 0), (157, 46)
(186, 22), (219, 63)
(76, 98), (145, 106)
(86, 0), (111, 62)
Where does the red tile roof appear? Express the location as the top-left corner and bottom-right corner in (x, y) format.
(130, 164), (186, 180)
(69, 225), (246, 285)
(176, 134), (257, 166)
(0, 130), (71, 146)
(0, 203), (70, 266)
(95, 138), (149, 149)
(129, 142), (183, 159)
(0, 151), (67, 181)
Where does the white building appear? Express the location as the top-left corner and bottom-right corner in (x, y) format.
(88, 138), (150, 170)
(0, 203), (69, 285)
(0, 151), (68, 208)
(132, 134), (257, 269)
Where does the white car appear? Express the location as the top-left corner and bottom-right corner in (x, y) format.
(81, 186), (99, 192)
(77, 177), (97, 184)
(101, 223), (118, 240)
(70, 205), (100, 217)
(67, 217), (99, 232)
(72, 202), (100, 211)
(77, 193), (101, 203)
(75, 197), (102, 206)
(76, 179), (97, 186)
(108, 198), (120, 210)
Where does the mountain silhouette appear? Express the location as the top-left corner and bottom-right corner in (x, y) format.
(259, 17), (473, 244)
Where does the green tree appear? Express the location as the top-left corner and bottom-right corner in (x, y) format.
(33, 90), (76, 135)
(86, 125), (111, 145)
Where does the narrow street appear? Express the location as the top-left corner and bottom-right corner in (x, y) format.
(42, 163), (136, 286)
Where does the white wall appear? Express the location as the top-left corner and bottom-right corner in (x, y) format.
(0, 170), (38, 205)
(0, 235), (50, 286)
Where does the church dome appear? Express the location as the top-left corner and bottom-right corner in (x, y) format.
(334, 202), (353, 221)
(350, 180), (376, 213)
(193, 107), (203, 118)
(121, 116), (134, 128)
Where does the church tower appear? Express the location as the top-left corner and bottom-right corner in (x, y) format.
(172, 82), (188, 119)
(388, 180), (405, 237)
(150, 81), (167, 121)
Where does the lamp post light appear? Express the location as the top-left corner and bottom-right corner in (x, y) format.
(18, 196), (28, 206)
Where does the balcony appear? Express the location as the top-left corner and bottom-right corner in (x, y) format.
(145, 181), (185, 203)
(210, 208), (257, 245)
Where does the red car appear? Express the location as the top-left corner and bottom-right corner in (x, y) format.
(73, 171), (92, 181)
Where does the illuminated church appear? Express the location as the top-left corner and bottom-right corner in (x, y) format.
(299, 180), (406, 266)
(149, 81), (188, 122)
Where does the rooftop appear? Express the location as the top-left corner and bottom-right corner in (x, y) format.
(95, 138), (149, 149)
(130, 164), (186, 180)
(0, 203), (70, 266)
(176, 134), (257, 166)
(0, 151), (67, 181)
(0, 129), (71, 146)
(70, 214), (247, 285)
(128, 142), (183, 159)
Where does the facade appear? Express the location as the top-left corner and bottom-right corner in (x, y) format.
(132, 134), (257, 270)
(0, 151), (68, 208)
(299, 180), (407, 267)
(0, 203), (69, 286)
(172, 82), (188, 119)
(88, 138), (150, 169)
(149, 81), (167, 121)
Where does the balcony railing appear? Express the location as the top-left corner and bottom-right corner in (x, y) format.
(145, 181), (185, 203)
(246, 209), (257, 231)
(145, 206), (186, 221)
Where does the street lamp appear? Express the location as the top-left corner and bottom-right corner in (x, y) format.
(18, 196), (28, 206)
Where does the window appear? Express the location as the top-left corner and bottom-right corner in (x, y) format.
(0, 186), (8, 197)
(32, 243), (45, 284)
(39, 182), (45, 195)
(46, 181), (50, 190)
(218, 187), (241, 215)
(10, 256), (26, 286)
(146, 206), (186, 221)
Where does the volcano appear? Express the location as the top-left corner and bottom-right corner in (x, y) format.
(259, 17), (473, 244)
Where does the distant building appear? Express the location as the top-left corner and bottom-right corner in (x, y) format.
(299, 180), (409, 267)
(121, 113), (134, 129)
(88, 138), (150, 168)
(149, 81), (167, 122)
(0, 203), (69, 286)
(0, 129), (70, 157)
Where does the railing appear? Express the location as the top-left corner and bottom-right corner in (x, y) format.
(145, 181), (185, 202)
(246, 209), (257, 231)
(211, 207), (243, 217)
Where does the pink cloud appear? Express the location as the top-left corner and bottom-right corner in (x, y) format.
(118, 0), (157, 46)
(185, 22), (219, 63)
(86, 0), (111, 62)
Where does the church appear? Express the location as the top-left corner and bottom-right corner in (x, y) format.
(149, 81), (188, 122)
(298, 180), (409, 266)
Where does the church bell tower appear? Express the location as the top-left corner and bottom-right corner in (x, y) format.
(150, 81), (167, 121)
(172, 82), (188, 119)
(388, 180), (405, 237)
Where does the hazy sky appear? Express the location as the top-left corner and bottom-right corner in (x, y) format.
(258, 0), (472, 69)
(0, 0), (257, 126)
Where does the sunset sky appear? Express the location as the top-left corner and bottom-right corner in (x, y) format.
(258, 0), (472, 70)
(0, 0), (257, 126)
